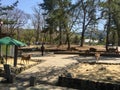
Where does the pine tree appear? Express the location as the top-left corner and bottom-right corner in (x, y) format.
(40, 0), (72, 48)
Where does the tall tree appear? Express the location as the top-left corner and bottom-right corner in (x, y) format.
(73, 0), (100, 47)
(101, 0), (112, 50)
(32, 6), (44, 43)
(56, 0), (72, 49)
(40, 0), (75, 49)
(100, 0), (120, 50)
(110, 0), (120, 46)
(40, 0), (57, 44)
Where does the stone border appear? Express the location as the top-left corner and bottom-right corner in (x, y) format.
(57, 76), (120, 90)
(80, 62), (120, 65)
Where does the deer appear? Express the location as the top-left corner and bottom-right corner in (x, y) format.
(21, 54), (31, 64)
(95, 52), (101, 62)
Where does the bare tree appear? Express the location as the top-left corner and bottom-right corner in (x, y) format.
(2, 8), (30, 38)
(73, 0), (100, 47)
(32, 6), (44, 43)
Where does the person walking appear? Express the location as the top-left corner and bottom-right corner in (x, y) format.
(41, 43), (45, 56)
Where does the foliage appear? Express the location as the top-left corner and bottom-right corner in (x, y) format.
(22, 29), (35, 45)
(0, 0), (18, 17)
(40, 0), (80, 49)
(100, 0), (120, 48)
(72, 34), (80, 44)
(71, 0), (101, 47)
(2, 8), (30, 35)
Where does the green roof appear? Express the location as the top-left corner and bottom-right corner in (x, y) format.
(0, 36), (27, 46)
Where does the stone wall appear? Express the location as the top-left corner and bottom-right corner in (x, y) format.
(57, 76), (120, 90)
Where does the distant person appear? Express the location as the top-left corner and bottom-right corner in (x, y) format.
(41, 43), (45, 56)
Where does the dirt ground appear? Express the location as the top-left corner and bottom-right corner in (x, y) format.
(0, 45), (120, 89)
(68, 63), (120, 84)
(23, 44), (106, 51)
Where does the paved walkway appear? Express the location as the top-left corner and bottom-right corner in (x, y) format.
(17, 54), (78, 83)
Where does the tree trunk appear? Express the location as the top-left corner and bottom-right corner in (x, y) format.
(80, 31), (85, 47)
(36, 25), (40, 43)
(106, 27), (109, 51)
(106, 0), (111, 51)
(66, 33), (70, 50)
(80, 13), (86, 47)
(14, 46), (18, 67)
(49, 33), (52, 44)
(16, 28), (20, 40)
(117, 30), (120, 46)
(59, 25), (62, 45)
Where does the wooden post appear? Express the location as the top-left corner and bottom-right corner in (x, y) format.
(29, 76), (36, 86)
(14, 45), (18, 67)
(4, 64), (15, 83)
(4, 64), (11, 78)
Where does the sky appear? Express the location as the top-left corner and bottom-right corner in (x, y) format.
(1, 0), (43, 14)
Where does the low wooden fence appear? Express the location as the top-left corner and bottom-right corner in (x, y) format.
(57, 76), (120, 90)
